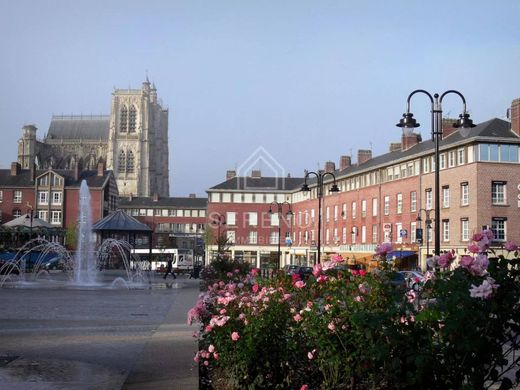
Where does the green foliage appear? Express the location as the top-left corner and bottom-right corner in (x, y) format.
(192, 253), (520, 389)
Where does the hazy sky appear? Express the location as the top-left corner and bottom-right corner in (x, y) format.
(1, 0), (520, 197)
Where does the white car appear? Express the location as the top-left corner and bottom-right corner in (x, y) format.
(398, 270), (425, 291)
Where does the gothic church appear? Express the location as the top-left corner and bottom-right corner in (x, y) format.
(16, 78), (170, 197)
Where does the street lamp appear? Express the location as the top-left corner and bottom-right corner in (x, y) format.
(416, 208), (435, 263)
(25, 205), (34, 273)
(212, 215), (226, 255)
(301, 171), (340, 264)
(397, 90), (475, 255)
(268, 201), (293, 266)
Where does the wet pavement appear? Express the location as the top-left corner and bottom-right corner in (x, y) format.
(0, 271), (199, 389)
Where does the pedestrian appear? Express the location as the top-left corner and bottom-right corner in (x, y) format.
(163, 257), (176, 279)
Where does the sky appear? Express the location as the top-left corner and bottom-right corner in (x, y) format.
(1, 0), (520, 197)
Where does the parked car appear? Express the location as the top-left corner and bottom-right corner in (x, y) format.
(283, 264), (300, 275)
(41, 257), (65, 271)
(398, 270), (425, 291)
(297, 266), (313, 280)
(389, 271), (408, 290)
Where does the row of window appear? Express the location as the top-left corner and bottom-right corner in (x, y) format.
(118, 149), (135, 174)
(210, 192), (289, 204)
(37, 191), (63, 205)
(120, 105), (137, 133)
(10, 209), (62, 225)
(156, 223), (205, 233)
(126, 208), (206, 218)
(37, 175), (64, 187)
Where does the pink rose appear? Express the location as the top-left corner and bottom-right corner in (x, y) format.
(208, 345), (215, 353)
(301, 385), (309, 390)
(359, 269), (367, 276)
(294, 280), (306, 288)
(312, 263), (322, 277)
(459, 255), (473, 268)
(213, 352), (219, 360)
(250, 268), (259, 277)
(293, 313), (303, 322)
(331, 254), (344, 263)
(252, 284), (259, 293)
(231, 331), (240, 341)
(468, 243), (480, 254)
(317, 275), (329, 283)
(327, 321), (336, 332)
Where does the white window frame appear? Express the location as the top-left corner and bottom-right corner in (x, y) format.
(37, 191), (48, 205)
(461, 219), (469, 241)
(384, 196), (390, 215)
(492, 182), (506, 205)
(226, 212), (236, 226)
(410, 191), (417, 212)
(442, 186), (450, 208)
(442, 220), (450, 242)
(396, 193), (403, 214)
(372, 198), (378, 217)
(361, 200), (367, 218)
(248, 212), (258, 226)
(51, 210), (62, 225)
(457, 148), (465, 165)
(425, 189), (433, 210)
(461, 183), (469, 206)
(448, 151), (455, 168)
(492, 218), (506, 241)
(248, 231), (257, 244)
(13, 190), (22, 204)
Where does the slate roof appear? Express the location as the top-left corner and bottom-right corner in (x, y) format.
(334, 117), (518, 180)
(209, 176), (305, 191)
(118, 196), (208, 209)
(46, 115), (109, 140)
(0, 169), (111, 188)
(92, 210), (152, 232)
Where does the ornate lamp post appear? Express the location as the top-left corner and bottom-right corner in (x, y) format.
(268, 201), (293, 266)
(416, 208), (435, 263)
(397, 90), (475, 255)
(213, 215), (226, 255)
(301, 171), (340, 264)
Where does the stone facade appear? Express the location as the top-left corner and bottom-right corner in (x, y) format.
(16, 78), (169, 198)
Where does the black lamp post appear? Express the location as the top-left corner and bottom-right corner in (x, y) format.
(25, 206), (34, 273)
(416, 208), (435, 262)
(301, 171), (340, 264)
(268, 201), (293, 266)
(397, 90), (475, 256)
(213, 215), (226, 255)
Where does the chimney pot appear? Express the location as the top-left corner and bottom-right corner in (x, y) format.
(251, 169), (261, 178)
(357, 149), (372, 165)
(339, 155), (351, 171)
(10, 162), (20, 176)
(226, 170), (236, 180)
(325, 161), (335, 173)
(189, 193), (196, 198)
(511, 98), (520, 136)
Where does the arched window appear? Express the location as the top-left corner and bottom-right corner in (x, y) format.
(128, 105), (137, 132)
(118, 150), (126, 171)
(126, 150), (135, 173)
(120, 106), (128, 132)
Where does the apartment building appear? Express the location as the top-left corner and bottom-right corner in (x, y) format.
(207, 99), (520, 270)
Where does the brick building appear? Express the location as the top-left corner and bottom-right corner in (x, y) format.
(0, 161), (118, 240)
(207, 99), (520, 271)
(117, 194), (208, 265)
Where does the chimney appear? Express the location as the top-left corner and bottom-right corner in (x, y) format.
(226, 170), (236, 180)
(74, 164), (80, 182)
(357, 149), (372, 165)
(10, 162), (20, 176)
(189, 193), (196, 198)
(389, 143), (402, 152)
(153, 193), (159, 202)
(339, 155), (351, 171)
(401, 133), (422, 151)
(30, 162), (36, 182)
(441, 118), (458, 139)
(511, 98), (520, 136)
(325, 161), (335, 173)
(251, 169), (261, 178)
(97, 161), (105, 176)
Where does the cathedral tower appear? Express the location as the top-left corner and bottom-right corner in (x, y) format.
(106, 78), (170, 197)
(17, 124), (37, 169)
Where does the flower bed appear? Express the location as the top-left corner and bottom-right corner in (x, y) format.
(189, 231), (520, 389)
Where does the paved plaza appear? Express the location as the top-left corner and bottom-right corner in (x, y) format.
(0, 271), (199, 389)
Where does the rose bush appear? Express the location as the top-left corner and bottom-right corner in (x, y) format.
(190, 231), (520, 389)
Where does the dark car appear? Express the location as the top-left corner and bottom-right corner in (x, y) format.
(283, 264), (300, 275)
(41, 257), (65, 271)
(297, 266), (313, 280)
(389, 271), (407, 289)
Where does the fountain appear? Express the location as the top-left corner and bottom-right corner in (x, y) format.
(0, 180), (149, 289)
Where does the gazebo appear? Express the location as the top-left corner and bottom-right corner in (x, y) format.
(92, 210), (153, 268)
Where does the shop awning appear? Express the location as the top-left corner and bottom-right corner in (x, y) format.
(386, 250), (416, 259)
